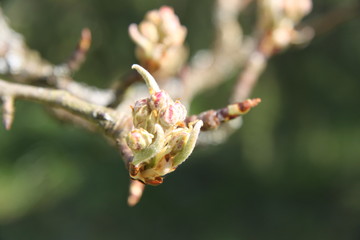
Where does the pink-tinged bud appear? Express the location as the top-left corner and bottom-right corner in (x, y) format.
(132, 98), (151, 129)
(173, 101), (187, 121)
(126, 128), (154, 151)
(131, 87), (187, 131)
(133, 98), (149, 112)
(159, 101), (187, 128)
(149, 90), (172, 111)
(157, 6), (187, 46)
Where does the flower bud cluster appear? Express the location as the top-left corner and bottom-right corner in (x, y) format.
(126, 65), (202, 185)
(258, 0), (312, 54)
(131, 90), (187, 134)
(129, 6), (188, 78)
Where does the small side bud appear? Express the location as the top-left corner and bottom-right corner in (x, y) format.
(132, 98), (151, 129)
(126, 128), (154, 151)
(167, 129), (189, 155)
(131, 124), (165, 166)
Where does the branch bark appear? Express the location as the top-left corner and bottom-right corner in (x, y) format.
(0, 79), (131, 140)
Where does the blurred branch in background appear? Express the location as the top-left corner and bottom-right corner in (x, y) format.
(305, 1), (360, 36)
(0, 0), (358, 226)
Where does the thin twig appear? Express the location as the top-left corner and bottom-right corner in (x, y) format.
(231, 51), (267, 102)
(53, 28), (92, 76)
(304, 3), (360, 37)
(181, 0), (256, 103)
(108, 71), (141, 108)
(66, 28), (92, 73)
(186, 98), (261, 131)
(53, 76), (115, 106)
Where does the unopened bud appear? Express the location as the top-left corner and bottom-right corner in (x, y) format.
(129, 6), (188, 77)
(132, 98), (151, 129)
(157, 6), (187, 46)
(145, 10), (161, 26)
(283, 0), (312, 23)
(159, 101), (187, 128)
(149, 91), (171, 111)
(126, 128), (154, 151)
(139, 21), (159, 43)
(259, 0), (312, 29)
(167, 129), (189, 155)
(271, 26), (293, 48)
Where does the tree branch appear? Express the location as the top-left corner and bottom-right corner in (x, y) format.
(181, 0), (256, 103)
(0, 8), (115, 106)
(187, 98), (261, 131)
(0, 0), (335, 206)
(0, 79), (129, 138)
(231, 51), (267, 102)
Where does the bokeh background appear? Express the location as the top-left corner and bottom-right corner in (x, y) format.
(0, 0), (360, 239)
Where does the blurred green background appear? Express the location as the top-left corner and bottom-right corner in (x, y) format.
(0, 0), (360, 239)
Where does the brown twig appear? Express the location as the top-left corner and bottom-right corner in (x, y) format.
(54, 28), (92, 76)
(67, 28), (92, 72)
(186, 98), (261, 131)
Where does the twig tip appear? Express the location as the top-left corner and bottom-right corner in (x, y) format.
(250, 98), (261, 106)
(2, 96), (15, 130)
(3, 117), (13, 130)
(127, 180), (145, 207)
